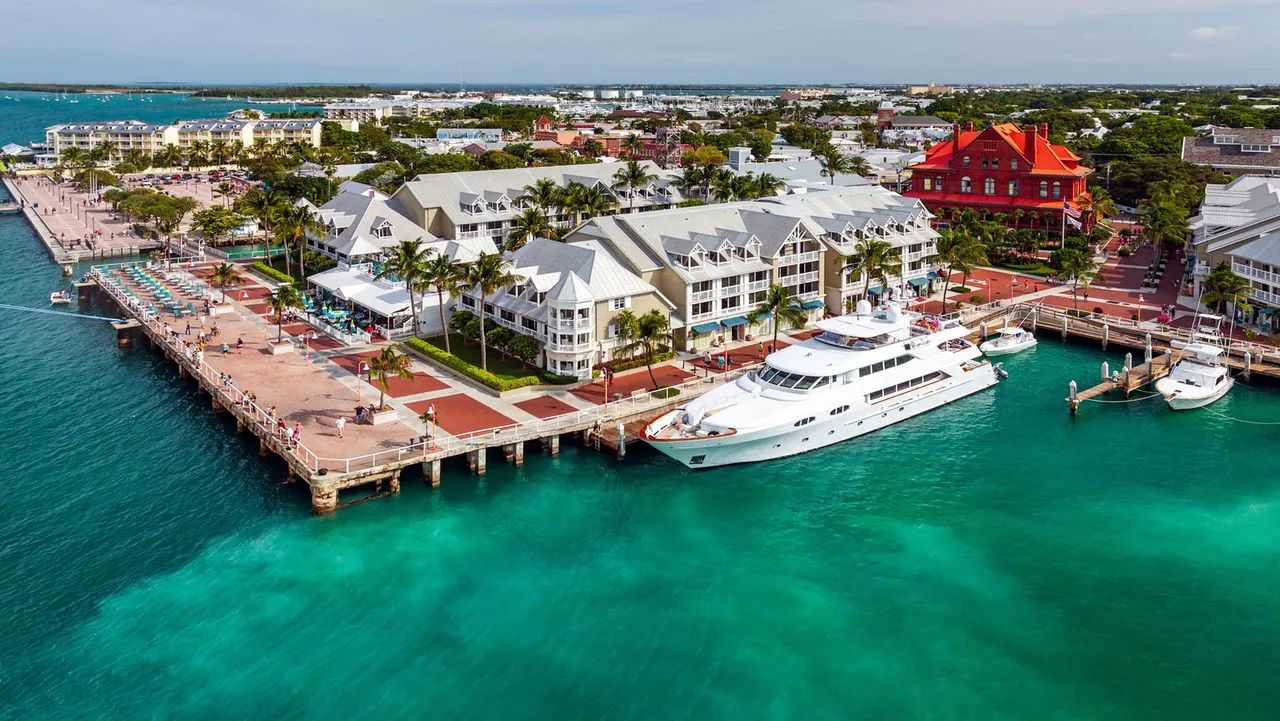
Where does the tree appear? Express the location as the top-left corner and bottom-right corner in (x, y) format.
(367, 346), (413, 410)
(616, 309), (671, 389)
(461, 253), (521, 371)
(621, 133), (644, 158)
(817, 150), (852, 186)
(154, 144), (184, 169)
(421, 252), (462, 354)
(209, 262), (240, 303)
(378, 238), (431, 336)
(1200, 262), (1254, 340)
(845, 155), (874, 178)
(612, 160), (657, 211)
(1057, 248), (1097, 312)
(682, 145), (727, 171)
(267, 284), (302, 343)
(522, 177), (563, 214)
(479, 150), (524, 170)
(929, 228), (988, 314)
(752, 172), (785, 198)
(612, 309), (639, 354)
(214, 181), (236, 207)
(562, 182), (617, 227)
(273, 202), (326, 280)
(506, 208), (558, 250)
(844, 238), (903, 301)
(190, 206), (244, 246)
(748, 284), (808, 351)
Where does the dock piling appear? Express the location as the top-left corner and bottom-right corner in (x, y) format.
(1244, 351), (1252, 380)
(1061, 316), (1068, 341)
(424, 459), (442, 487)
(1102, 323), (1109, 350)
(468, 448), (487, 476)
(1068, 380), (1079, 416)
(1101, 361), (1109, 381)
(543, 434), (560, 457)
(616, 420), (627, 459)
(311, 486), (339, 516)
(1144, 333), (1153, 364)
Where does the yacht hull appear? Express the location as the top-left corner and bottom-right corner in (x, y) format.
(1157, 376), (1234, 410)
(644, 364), (1000, 468)
(979, 339), (1036, 356)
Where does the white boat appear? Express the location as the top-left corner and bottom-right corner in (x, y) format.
(979, 326), (1037, 356)
(49, 290), (73, 304)
(642, 299), (1003, 468)
(1155, 342), (1234, 410)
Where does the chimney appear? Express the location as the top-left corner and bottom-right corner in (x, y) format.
(965, 121), (974, 132)
(1039, 122), (1049, 139)
(953, 123), (962, 153)
(1025, 125), (1038, 165)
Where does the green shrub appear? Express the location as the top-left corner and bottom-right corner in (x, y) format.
(968, 294), (985, 304)
(949, 286), (971, 293)
(253, 261), (296, 285)
(607, 351), (675, 373)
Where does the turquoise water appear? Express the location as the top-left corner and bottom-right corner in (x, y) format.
(3, 196), (1280, 717)
(0, 90), (320, 147)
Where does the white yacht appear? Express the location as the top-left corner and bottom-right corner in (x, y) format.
(1155, 341), (1234, 411)
(643, 299), (1003, 468)
(979, 326), (1037, 356)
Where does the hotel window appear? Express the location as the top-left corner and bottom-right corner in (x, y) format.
(991, 158), (999, 170)
(1010, 158), (1018, 171)
(922, 177), (932, 191)
(981, 159), (988, 169)
(962, 156), (970, 168)
(1052, 181), (1061, 199)
(984, 178), (995, 195)
(609, 297), (630, 311)
(934, 177), (944, 192)
(1008, 180), (1019, 196)
(1039, 181), (1049, 198)
(960, 176), (972, 193)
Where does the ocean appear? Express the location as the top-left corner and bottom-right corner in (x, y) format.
(1, 120), (1279, 719)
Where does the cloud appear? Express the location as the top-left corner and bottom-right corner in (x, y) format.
(1168, 51), (1204, 60)
(1189, 25), (1241, 39)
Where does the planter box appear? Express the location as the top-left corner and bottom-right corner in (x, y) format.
(370, 408), (399, 426)
(209, 303), (235, 316)
(268, 341), (294, 355)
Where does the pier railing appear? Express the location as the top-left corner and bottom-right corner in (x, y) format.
(92, 258), (749, 478)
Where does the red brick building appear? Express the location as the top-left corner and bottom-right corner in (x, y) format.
(906, 122), (1093, 232)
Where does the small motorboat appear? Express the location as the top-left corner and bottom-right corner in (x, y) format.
(1155, 342), (1234, 410)
(49, 290), (73, 304)
(979, 326), (1037, 356)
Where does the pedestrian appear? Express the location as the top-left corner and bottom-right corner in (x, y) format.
(221, 342), (229, 356)
(184, 321), (190, 336)
(335, 416), (346, 438)
(235, 337), (244, 354)
(291, 423), (302, 448)
(703, 350), (712, 367)
(757, 341), (764, 358)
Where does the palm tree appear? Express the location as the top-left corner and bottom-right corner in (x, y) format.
(708, 168), (740, 202)
(1201, 262), (1254, 341)
(817, 151), (852, 186)
(748, 284), (808, 351)
(461, 253), (521, 371)
(214, 181), (236, 207)
(844, 238), (903, 302)
(616, 309), (671, 389)
(506, 207), (558, 250)
(562, 183), (617, 227)
(612, 308), (639, 355)
(209, 139), (232, 167)
(845, 155), (874, 178)
(675, 165), (707, 200)
(621, 133), (643, 159)
(752, 172), (785, 198)
(154, 144), (183, 169)
(929, 228), (987, 314)
(273, 202), (326, 280)
(377, 238), (431, 336)
(367, 346), (413, 410)
(522, 177), (563, 214)
(58, 146), (87, 172)
(209, 262), (239, 303)
(612, 160), (657, 212)
(267, 284), (302, 343)
(422, 252), (462, 353)
(1058, 249), (1098, 312)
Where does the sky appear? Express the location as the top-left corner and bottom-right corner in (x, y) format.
(5, 0), (1280, 86)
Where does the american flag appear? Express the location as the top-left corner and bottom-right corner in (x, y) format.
(1062, 201), (1082, 220)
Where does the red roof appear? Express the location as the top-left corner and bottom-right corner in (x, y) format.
(915, 122), (1089, 178)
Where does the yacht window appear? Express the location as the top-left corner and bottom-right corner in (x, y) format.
(829, 405), (850, 415)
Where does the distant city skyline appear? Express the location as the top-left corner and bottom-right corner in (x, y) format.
(7, 0), (1280, 86)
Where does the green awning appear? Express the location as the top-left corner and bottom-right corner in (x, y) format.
(691, 321), (721, 334)
(801, 299), (825, 310)
(867, 286), (883, 295)
(907, 277), (930, 288)
(720, 316), (749, 328)
(754, 310), (773, 319)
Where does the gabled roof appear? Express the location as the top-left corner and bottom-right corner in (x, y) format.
(913, 122), (1090, 178)
(313, 191), (431, 257)
(506, 236), (660, 303)
(1231, 230), (1280, 266)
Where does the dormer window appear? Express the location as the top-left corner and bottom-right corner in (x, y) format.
(962, 156), (970, 168)
(1010, 158), (1018, 170)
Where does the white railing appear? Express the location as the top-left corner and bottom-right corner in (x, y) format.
(1233, 262), (1280, 287)
(545, 341), (594, 353)
(1252, 288), (1280, 306)
(746, 280), (769, 292)
(691, 289), (717, 303)
(550, 317), (592, 331)
(778, 251), (820, 265)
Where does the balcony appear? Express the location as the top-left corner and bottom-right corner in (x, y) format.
(1251, 288), (1280, 307)
(691, 289), (717, 303)
(783, 271), (820, 285)
(1234, 262), (1280, 287)
(746, 279), (769, 292)
(551, 317), (592, 331)
(777, 250), (820, 265)
(545, 340), (594, 353)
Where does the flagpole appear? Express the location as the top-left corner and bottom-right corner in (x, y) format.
(1060, 204), (1066, 249)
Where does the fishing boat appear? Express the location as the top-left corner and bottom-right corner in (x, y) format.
(979, 327), (1037, 356)
(1154, 315), (1234, 410)
(49, 290), (73, 305)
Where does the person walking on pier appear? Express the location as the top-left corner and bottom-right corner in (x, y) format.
(235, 338), (243, 354)
(290, 423), (302, 449)
(335, 416), (346, 438)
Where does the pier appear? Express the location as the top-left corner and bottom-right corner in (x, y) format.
(2, 175), (162, 263)
(86, 258), (732, 514)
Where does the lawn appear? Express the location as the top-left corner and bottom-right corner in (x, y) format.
(995, 261), (1057, 277)
(424, 333), (559, 383)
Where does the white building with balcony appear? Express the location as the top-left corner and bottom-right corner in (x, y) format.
(1227, 231), (1280, 331)
(757, 187), (940, 312)
(390, 162), (684, 248)
(567, 201), (829, 350)
(456, 237), (675, 379)
(1188, 175), (1280, 298)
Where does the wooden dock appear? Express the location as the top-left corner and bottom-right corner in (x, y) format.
(86, 261), (731, 514)
(1068, 352), (1174, 414)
